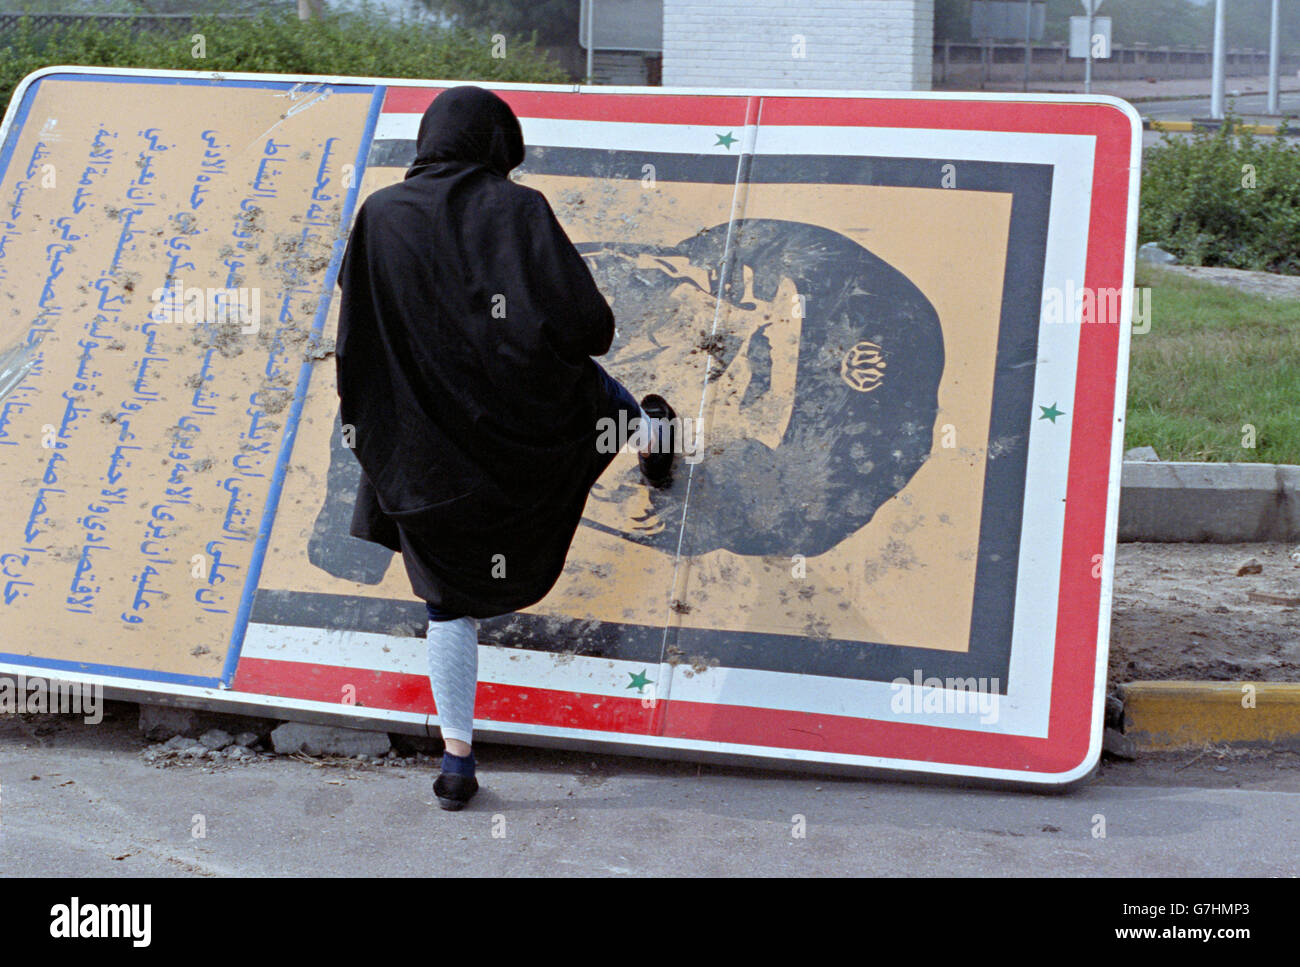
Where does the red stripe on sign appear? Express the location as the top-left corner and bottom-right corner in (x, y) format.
(475, 682), (659, 734)
(756, 95), (1134, 138)
(232, 658), (660, 735)
(233, 657), (432, 714)
(661, 696), (1053, 770)
(381, 86), (752, 125)
(1047, 102), (1134, 773)
(382, 88), (1134, 143)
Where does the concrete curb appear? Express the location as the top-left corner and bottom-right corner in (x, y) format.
(1118, 460), (1300, 543)
(1142, 118), (1287, 135)
(1117, 681), (1300, 752)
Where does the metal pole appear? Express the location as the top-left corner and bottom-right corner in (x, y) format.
(1268, 0), (1281, 115)
(1023, 1), (1032, 93)
(1085, 6), (1094, 94)
(1211, 0), (1225, 120)
(586, 0), (595, 85)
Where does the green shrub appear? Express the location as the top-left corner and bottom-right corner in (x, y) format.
(0, 5), (568, 111)
(1140, 117), (1300, 275)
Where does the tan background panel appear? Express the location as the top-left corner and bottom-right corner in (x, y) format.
(674, 184), (1011, 652)
(264, 172), (1010, 654)
(0, 78), (369, 674)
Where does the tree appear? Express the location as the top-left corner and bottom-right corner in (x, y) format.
(938, 0), (1214, 45)
(1043, 0), (1212, 46)
(935, 0), (972, 41)
(416, 0), (579, 45)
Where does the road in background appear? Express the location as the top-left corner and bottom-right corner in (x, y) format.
(1139, 91), (1300, 120)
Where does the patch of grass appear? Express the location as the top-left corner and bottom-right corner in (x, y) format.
(1125, 265), (1300, 464)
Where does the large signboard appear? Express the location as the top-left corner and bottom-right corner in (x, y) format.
(0, 67), (1140, 784)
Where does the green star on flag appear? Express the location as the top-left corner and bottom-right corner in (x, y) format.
(714, 131), (738, 150)
(627, 669), (654, 693)
(1038, 402), (1065, 423)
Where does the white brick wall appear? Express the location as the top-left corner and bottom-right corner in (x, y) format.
(661, 0), (934, 92)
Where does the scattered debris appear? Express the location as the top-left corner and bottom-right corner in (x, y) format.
(688, 654), (720, 674)
(270, 721), (391, 757)
(198, 729), (233, 750)
(1104, 693), (1124, 730)
(1236, 559), (1263, 576)
(303, 335), (335, 360)
(235, 205), (264, 234)
(137, 703), (278, 744)
(1103, 727), (1139, 760)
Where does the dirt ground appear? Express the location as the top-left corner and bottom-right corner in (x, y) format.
(1111, 541), (1300, 684)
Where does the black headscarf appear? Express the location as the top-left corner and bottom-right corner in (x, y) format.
(335, 85), (632, 618)
(406, 85), (524, 178)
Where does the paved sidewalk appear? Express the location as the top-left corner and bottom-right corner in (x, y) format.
(2, 704), (1298, 876)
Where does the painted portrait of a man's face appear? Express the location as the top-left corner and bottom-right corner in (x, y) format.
(292, 155), (1020, 673)
(308, 215), (945, 577)
(576, 217), (945, 558)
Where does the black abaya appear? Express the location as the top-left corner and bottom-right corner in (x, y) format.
(335, 86), (634, 618)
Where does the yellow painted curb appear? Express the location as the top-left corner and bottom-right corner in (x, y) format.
(1118, 681), (1300, 751)
(1146, 119), (1280, 135)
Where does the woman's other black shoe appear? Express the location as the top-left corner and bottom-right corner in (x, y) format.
(637, 394), (677, 488)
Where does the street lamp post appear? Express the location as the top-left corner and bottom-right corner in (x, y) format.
(1268, 0), (1281, 116)
(1211, 0), (1226, 120)
(1085, 4), (1094, 94)
(586, 0), (595, 85)
(1024, 1), (1033, 93)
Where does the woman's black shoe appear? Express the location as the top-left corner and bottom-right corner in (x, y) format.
(637, 394), (677, 488)
(433, 771), (479, 811)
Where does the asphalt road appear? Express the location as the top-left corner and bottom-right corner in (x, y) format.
(1138, 91), (1300, 149)
(1137, 90), (1300, 120)
(3, 703), (1297, 877)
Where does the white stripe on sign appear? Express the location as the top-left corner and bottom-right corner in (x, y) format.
(242, 623), (668, 702)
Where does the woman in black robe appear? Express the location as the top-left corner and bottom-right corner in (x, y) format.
(335, 85), (674, 809)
